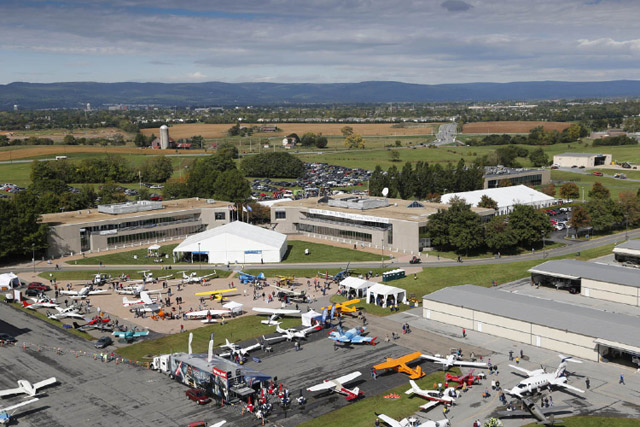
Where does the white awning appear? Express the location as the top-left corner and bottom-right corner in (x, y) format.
(594, 338), (640, 355)
(528, 268), (580, 280)
(148, 244), (161, 251)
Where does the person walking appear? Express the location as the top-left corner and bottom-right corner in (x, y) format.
(462, 328), (466, 338)
(585, 377), (590, 389)
(619, 374), (625, 385)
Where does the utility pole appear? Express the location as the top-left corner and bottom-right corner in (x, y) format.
(32, 243), (35, 273)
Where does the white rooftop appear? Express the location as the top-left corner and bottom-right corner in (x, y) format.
(174, 221), (286, 252)
(441, 185), (556, 209)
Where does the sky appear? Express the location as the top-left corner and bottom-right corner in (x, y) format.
(1, 0), (639, 85)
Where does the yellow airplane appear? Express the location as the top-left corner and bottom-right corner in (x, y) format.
(373, 352), (424, 379)
(276, 276), (295, 286)
(195, 288), (238, 301)
(321, 299), (360, 315)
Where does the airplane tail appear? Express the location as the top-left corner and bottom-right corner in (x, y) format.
(406, 380), (420, 395)
(554, 361), (567, 378)
(412, 365), (424, 379)
(72, 322), (82, 329)
(346, 387), (360, 400)
(22, 300), (30, 308)
(369, 337), (377, 346)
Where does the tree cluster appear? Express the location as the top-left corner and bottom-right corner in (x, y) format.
(227, 123), (261, 137)
(369, 159), (484, 200)
(468, 124), (588, 147)
(592, 135), (638, 146)
(427, 201), (553, 254)
(0, 191), (50, 262)
(300, 132), (328, 148)
(240, 152), (305, 178)
(163, 153), (250, 202)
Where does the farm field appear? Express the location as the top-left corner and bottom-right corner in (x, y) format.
(462, 121), (572, 134)
(0, 145), (199, 162)
(0, 127), (131, 142)
(140, 123), (439, 140)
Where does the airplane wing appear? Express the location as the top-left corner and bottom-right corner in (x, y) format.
(0, 386), (24, 397)
(185, 310), (226, 319)
(3, 397), (39, 413)
(252, 308), (301, 315)
(453, 360), (488, 368)
(195, 288), (237, 296)
(88, 290), (109, 295)
(140, 292), (155, 305)
(59, 290), (78, 296)
(421, 354), (446, 364)
(210, 421), (226, 427)
(133, 331), (149, 337)
(202, 272), (217, 279)
(509, 364), (536, 377)
(351, 335), (375, 344)
(300, 325), (322, 335)
(333, 371), (361, 385)
(33, 377), (57, 392)
(376, 414), (403, 427)
(112, 331), (126, 337)
(419, 400), (440, 411)
(307, 381), (336, 392)
(554, 381), (585, 394)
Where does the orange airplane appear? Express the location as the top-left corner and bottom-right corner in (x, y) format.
(321, 299), (360, 315)
(373, 352), (425, 379)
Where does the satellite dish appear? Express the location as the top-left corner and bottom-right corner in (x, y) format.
(382, 187), (389, 197)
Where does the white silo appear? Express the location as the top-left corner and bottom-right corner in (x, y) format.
(159, 125), (170, 149)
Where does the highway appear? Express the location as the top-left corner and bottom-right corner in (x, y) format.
(434, 122), (458, 145)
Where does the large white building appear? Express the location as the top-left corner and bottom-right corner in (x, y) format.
(441, 185), (556, 215)
(173, 221), (287, 264)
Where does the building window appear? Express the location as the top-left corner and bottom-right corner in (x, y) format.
(215, 212), (226, 221)
(275, 211), (286, 219)
(295, 223), (372, 242)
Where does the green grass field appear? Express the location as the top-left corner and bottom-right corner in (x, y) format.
(551, 170), (639, 200)
(116, 315), (300, 362)
(299, 369), (458, 427)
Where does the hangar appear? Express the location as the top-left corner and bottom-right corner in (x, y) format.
(613, 240), (640, 265)
(422, 285), (640, 366)
(173, 221), (287, 264)
(528, 259), (640, 306)
(553, 152), (612, 168)
(441, 185), (556, 215)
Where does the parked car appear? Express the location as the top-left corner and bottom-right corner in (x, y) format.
(409, 256), (421, 264)
(185, 389), (211, 405)
(124, 189), (138, 196)
(578, 165), (585, 169)
(25, 288), (44, 296)
(0, 333), (17, 344)
(550, 165), (559, 169)
(95, 336), (113, 349)
(592, 171), (603, 176)
(571, 165), (577, 168)
(28, 282), (51, 291)
(149, 194), (163, 201)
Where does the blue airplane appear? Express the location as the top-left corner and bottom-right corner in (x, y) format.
(0, 398), (39, 425)
(238, 272), (265, 284)
(329, 326), (376, 346)
(113, 327), (149, 343)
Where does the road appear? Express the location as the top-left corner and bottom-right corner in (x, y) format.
(434, 122), (458, 145)
(3, 228), (637, 275)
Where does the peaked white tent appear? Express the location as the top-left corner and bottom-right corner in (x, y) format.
(442, 185), (557, 216)
(301, 309), (322, 327)
(0, 273), (20, 291)
(367, 283), (407, 308)
(223, 301), (244, 314)
(173, 221), (287, 264)
(340, 277), (376, 297)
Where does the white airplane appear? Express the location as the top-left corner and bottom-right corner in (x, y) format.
(46, 305), (85, 320)
(506, 355), (585, 397)
(0, 398), (39, 425)
(21, 299), (58, 310)
(272, 285), (306, 299)
(275, 322), (321, 341)
(219, 338), (266, 358)
(179, 271), (217, 284)
(252, 307), (301, 325)
(122, 291), (162, 313)
(184, 309), (231, 323)
(59, 285), (110, 299)
(209, 421), (226, 427)
(306, 371), (363, 400)
(405, 380), (456, 411)
(376, 413), (450, 427)
(115, 283), (146, 296)
(0, 377), (57, 397)
(421, 354), (488, 370)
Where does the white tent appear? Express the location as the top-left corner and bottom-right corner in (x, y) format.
(340, 277), (375, 297)
(0, 273), (20, 291)
(367, 283), (407, 308)
(148, 244), (161, 251)
(301, 309), (322, 327)
(442, 185), (557, 216)
(223, 301), (244, 315)
(173, 221), (288, 264)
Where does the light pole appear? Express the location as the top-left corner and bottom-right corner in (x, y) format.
(31, 243), (35, 273)
(381, 237), (384, 268)
(198, 242), (201, 270)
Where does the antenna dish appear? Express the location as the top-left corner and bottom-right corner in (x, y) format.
(382, 187), (389, 197)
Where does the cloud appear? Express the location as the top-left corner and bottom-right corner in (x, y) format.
(441, 0), (472, 12)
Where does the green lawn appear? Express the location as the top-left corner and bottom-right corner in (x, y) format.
(116, 315), (300, 362)
(75, 243), (180, 265)
(524, 417), (640, 427)
(38, 268), (228, 282)
(551, 170), (640, 200)
(432, 240), (564, 259)
(282, 241), (381, 263)
(299, 369), (458, 427)
(0, 162), (33, 187)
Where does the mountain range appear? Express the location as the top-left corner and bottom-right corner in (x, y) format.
(2, 80), (640, 109)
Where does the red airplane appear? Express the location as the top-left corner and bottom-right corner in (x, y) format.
(87, 317), (111, 325)
(445, 369), (482, 387)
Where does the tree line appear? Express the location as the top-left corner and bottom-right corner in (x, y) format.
(467, 124), (589, 147)
(240, 152), (305, 178)
(592, 135), (638, 147)
(369, 159), (484, 200)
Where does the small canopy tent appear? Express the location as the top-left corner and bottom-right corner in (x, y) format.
(367, 283), (407, 308)
(223, 301), (244, 315)
(339, 277), (375, 298)
(301, 309), (322, 327)
(173, 221), (287, 264)
(0, 273), (20, 291)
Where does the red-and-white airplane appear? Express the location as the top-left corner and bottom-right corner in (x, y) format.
(376, 413), (450, 427)
(60, 285), (109, 299)
(0, 377), (57, 398)
(307, 371), (363, 401)
(445, 369), (482, 387)
(122, 291), (162, 313)
(184, 309), (231, 323)
(22, 299), (58, 310)
(405, 380), (455, 411)
(421, 354), (488, 370)
(46, 305), (85, 320)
